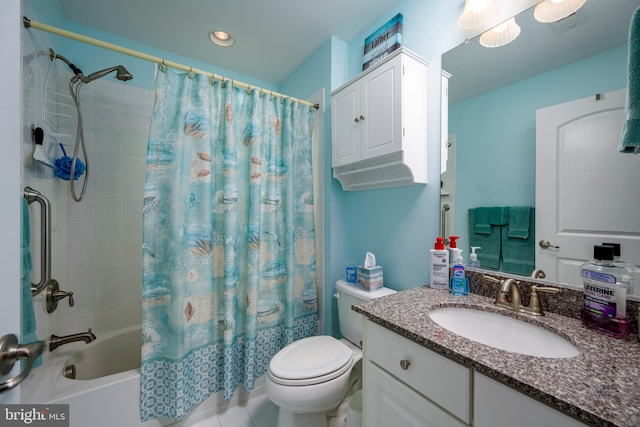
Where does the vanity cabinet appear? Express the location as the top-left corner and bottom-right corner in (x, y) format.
(331, 48), (428, 191)
(364, 321), (589, 427)
(364, 321), (471, 426)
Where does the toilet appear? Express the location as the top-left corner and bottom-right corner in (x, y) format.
(265, 279), (396, 427)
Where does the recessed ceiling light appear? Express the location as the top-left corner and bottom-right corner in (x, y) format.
(209, 30), (234, 47)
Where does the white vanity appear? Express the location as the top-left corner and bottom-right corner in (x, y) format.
(355, 285), (640, 427)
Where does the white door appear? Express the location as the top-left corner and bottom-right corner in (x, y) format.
(535, 89), (640, 288)
(361, 56), (401, 160)
(331, 83), (360, 167)
(364, 361), (467, 427)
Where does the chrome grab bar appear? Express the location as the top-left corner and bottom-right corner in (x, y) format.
(0, 334), (44, 394)
(441, 204), (450, 245)
(23, 186), (51, 296)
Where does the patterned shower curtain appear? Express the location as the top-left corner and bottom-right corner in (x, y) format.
(140, 66), (317, 421)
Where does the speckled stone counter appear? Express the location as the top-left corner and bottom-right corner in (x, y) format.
(353, 286), (640, 427)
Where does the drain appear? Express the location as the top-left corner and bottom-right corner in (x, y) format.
(63, 364), (76, 379)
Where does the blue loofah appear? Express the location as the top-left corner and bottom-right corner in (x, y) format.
(54, 143), (86, 181)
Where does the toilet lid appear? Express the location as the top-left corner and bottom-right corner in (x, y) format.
(268, 336), (353, 385)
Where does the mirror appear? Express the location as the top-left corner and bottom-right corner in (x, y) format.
(441, 0), (640, 296)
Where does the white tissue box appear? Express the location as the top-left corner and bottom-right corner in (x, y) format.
(357, 265), (383, 291)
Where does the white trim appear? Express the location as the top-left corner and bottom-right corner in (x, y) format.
(310, 89), (325, 335)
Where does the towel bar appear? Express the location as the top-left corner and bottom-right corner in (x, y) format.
(23, 186), (51, 296)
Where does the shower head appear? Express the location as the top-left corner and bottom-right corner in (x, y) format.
(80, 65), (133, 83)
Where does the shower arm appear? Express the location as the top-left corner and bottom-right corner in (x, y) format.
(48, 48), (85, 79)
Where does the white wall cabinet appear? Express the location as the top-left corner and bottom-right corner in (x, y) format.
(331, 48), (428, 191)
(363, 321), (589, 427)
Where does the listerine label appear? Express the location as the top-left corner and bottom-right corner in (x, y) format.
(582, 268), (617, 319)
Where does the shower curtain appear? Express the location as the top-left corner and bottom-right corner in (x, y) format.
(140, 67), (317, 421)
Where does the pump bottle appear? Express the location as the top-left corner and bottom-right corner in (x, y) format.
(469, 246), (481, 268)
(430, 237), (449, 290)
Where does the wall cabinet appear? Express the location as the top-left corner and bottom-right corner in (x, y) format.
(331, 48), (428, 191)
(363, 320), (589, 427)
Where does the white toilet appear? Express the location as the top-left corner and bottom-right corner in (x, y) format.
(265, 279), (396, 427)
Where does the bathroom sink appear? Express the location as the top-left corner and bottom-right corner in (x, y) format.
(428, 307), (580, 358)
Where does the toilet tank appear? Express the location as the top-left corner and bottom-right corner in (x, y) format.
(335, 280), (396, 347)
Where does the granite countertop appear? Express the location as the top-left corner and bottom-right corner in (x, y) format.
(353, 286), (640, 427)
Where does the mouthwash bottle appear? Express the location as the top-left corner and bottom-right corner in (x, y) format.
(580, 245), (631, 339)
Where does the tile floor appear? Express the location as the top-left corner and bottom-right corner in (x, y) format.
(190, 393), (278, 427)
(189, 393), (351, 427)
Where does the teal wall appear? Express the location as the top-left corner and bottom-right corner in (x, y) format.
(450, 45), (628, 253)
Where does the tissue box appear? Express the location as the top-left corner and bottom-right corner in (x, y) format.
(357, 265), (383, 291)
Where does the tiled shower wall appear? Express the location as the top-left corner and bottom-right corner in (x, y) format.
(22, 19), (152, 346)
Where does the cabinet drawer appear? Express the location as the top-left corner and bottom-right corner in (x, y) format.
(365, 321), (471, 423)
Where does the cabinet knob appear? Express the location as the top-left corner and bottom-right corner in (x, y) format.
(354, 117), (360, 123)
(399, 359), (411, 370)
(360, 115), (365, 121)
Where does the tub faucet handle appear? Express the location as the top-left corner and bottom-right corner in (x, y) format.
(46, 279), (74, 313)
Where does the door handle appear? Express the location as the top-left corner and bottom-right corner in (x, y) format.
(0, 334), (44, 394)
(539, 240), (560, 249)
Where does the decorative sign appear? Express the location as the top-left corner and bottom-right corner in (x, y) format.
(363, 13), (403, 71)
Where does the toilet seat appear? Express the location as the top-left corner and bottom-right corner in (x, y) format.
(268, 336), (354, 386)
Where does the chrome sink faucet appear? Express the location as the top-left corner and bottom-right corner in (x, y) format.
(49, 329), (96, 352)
(484, 276), (559, 316)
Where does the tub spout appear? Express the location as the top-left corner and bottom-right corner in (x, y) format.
(49, 329), (96, 352)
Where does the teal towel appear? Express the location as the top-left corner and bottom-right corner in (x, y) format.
(21, 197), (41, 369)
(473, 207), (492, 234)
(619, 7), (640, 153)
(490, 207), (508, 226)
(507, 206), (531, 239)
(469, 208), (501, 269)
(502, 208), (535, 276)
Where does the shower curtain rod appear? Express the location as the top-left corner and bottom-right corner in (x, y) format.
(23, 17), (319, 110)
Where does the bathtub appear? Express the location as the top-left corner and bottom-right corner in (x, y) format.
(24, 325), (266, 427)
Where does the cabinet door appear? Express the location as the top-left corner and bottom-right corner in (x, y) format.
(474, 372), (588, 427)
(360, 55), (403, 161)
(331, 83), (360, 167)
(365, 361), (468, 427)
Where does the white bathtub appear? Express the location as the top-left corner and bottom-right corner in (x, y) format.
(24, 325), (266, 427)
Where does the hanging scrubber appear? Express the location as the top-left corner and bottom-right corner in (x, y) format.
(54, 143), (86, 181)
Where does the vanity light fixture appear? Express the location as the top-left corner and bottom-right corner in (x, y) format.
(534, 0), (587, 23)
(479, 17), (521, 48)
(209, 30), (235, 47)
(457, 0), (501, 29)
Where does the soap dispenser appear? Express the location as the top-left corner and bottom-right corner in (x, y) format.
(469, 246), (481, 268)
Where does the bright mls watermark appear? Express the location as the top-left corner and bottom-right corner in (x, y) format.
(0, 405), (69, 426)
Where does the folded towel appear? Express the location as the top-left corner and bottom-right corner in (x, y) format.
(507, 206), (531, 239)
(473, 207), (492, 234)
(469, 208), (501, 269)
(21, 197), (41, 370)
(619, 6), (640, 153)
(501, 208), (536, 276)
(490, 206), (508, 226)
